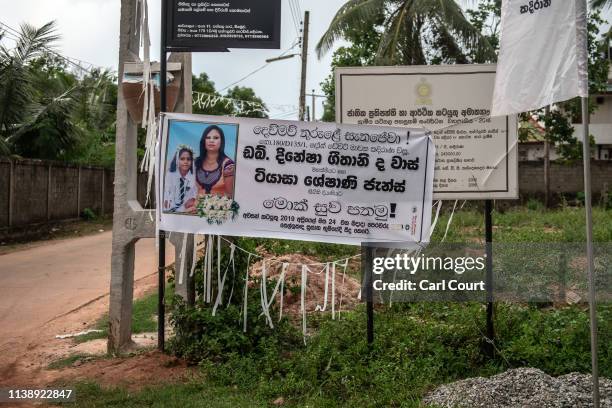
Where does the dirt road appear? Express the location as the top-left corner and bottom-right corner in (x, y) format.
(0, 231), (174, 386)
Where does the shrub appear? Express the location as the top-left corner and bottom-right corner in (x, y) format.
(81, 207), (97, 220)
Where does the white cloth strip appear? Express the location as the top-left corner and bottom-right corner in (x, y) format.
(428, 200), (443, 239)
(260, 260), (274, 328)
(178, 233), (187, 285)
(337, 259), (349, 320)
(441, 200), (458, 243)
(242, 253), (252, 333)
(315, 263), (330, 312)
(207, 235), (213, 302)
(226, 243), (237, 306)
(278, 264), (286, 322)
(212, 243), (235, 316)
(301, 264), (308, 343)
(331, 262), (336, 319)
(189, 234), (199, 278)
(217, 234), (221, 300)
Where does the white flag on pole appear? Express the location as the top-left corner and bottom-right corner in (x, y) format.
(491, 0), (588, 117)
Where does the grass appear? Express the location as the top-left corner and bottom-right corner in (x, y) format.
(74, 288), (172, 343)
(61, 206), (612, 407)
(63, 302), (612, 407)
(48, 354), (99, 370)
(59, 382), (268, 408)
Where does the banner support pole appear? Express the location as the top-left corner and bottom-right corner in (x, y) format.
(364, 245), (374, 346)
(582, 96), (600, 408)
(485, 199), (495, 358)
(158, 0), (168, 353)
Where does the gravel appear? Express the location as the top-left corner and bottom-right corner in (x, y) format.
(423, 368), (612, 408)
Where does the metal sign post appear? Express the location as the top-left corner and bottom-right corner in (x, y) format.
(158, 0), (169, 352)
(485, 200), (495, 357)
(581, 95), (600, 408)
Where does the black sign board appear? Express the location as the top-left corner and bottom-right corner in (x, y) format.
(165, 0), (281, 51)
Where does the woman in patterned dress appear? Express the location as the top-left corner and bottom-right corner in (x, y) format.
(194, 125), (235, 198)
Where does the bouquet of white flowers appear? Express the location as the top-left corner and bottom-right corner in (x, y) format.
(196, 194), (240, 224)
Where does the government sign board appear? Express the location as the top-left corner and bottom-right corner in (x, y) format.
(166, 0), (281, 51)
(157, 113), (435, 245)
(336, 64), (518, 200)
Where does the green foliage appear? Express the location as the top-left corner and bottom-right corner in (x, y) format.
(196, 302), (611, 407)
(603, 191), (612, 210)
(192, 72), (268, 118)
(0, 21), (60, 154)
(0, 22), (118, 165)
(318, 0), (499, 122)
(465, 0), (501, 62)
(169, 296), (300, 364)
(62, 381), (268, 408)
(81, 207), (97, 221)
(495, 304), (611, 376)
(316, 0), (495, 66)
(319, 11), (382, 122)
(168, 238), (301, 363)
(590, 0), (612, 8)
(526, 198), (544, 211)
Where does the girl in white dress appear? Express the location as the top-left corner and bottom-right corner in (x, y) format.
(163, 145), (197, 213)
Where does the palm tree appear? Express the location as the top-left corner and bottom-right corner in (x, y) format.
(316, 0), (496, 65)
(0, 21), (59, 154)
(590, 0), (611, 8)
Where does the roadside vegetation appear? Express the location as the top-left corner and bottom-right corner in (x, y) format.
(60, 204), (612, 407)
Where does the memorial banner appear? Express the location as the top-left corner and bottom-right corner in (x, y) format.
(157, 113), (435, 245)
(336, 64), (518, 200)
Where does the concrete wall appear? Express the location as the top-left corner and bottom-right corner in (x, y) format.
(519, 161), (612, 197)
(1, 158), (610, 229)
(0, 158), (156, 229)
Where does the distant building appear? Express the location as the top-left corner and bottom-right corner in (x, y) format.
(572, 45), (612, 161)
(520, 49), (612, 162)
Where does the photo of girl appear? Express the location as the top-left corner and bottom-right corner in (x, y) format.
(194, 125), (236, 198)
(163, 145), (197, 213)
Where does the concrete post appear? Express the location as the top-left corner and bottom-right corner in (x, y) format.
(108, 0), (155, 354)
(108, 0), (193, 353)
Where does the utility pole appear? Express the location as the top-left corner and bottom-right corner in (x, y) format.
(299, 11), (309, 121)
(311, 89), (316, 121)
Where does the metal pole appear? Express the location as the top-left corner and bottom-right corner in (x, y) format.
(544, 106), (550, 208)
(158, 0), (168, 353)
(485, 199), (495, 358)
(582, 96), (600, 408)
(365, 246), (374, 346)
(298, 11), (309, 121)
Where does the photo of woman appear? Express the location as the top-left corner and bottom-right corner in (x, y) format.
(163, 145), (197, 213)
(194, 125), (236, 198)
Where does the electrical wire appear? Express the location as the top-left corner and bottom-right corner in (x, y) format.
(287, 0), (301, 37)
(218, 38), (300, 92)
